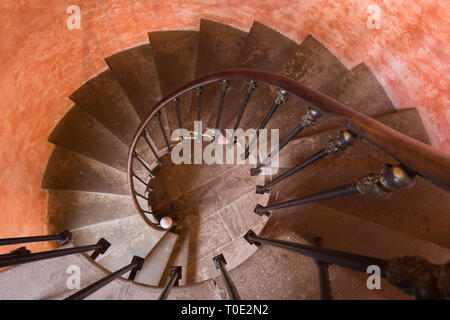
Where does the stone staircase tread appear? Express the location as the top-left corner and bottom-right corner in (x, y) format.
(69, 69), (141, 146)
(134, 232), (179, 286)
(193, 19), (248, 129)
(159, 218), (191, 286)
(105, 44), (162, 120)
(148, 30), (199, 134)
(226, 202), (450, 300)
(105, 44), (170, 150)
(41, 146), (129, 195)
(71, 215), (149, 258)
(47, 190), (137, 234)
(96, 226), (167, 279)
(219, 20), (298, 131)
(48, 105), (129, 172)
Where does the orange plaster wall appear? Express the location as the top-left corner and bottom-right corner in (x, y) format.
(0, 0), (448, 254)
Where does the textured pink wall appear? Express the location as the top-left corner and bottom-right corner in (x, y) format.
(0, 0), (448, 254)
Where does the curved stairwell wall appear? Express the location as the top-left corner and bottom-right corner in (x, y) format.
(0, 0), (448, 261)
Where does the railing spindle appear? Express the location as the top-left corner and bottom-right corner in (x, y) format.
(132, 171), (154, 192)
(243, 88), (287, 159)
(134, 152), (156, 179)
(314, 237), (333, 300)
(0, 238), (110, 268)
(158, 266), (182, 300)
(141, 130), (162, 166)
(256, 130), (357, 192)
(0, 230), (71, 247)
(215, 80), (229, 130)
(229, 80), (257, 145)
(213, 254), (241, 300)
(173, 98), (183, 133)
(254, 163), (416, 216)
(156, 111), (172, 154)
(64, 256), (144, 300)
(250, 107), (321, 175)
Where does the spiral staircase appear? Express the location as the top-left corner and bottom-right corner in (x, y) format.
(0, 19), (449, 300)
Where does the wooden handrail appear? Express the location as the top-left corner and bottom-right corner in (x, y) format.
(128, 69), (450, 226)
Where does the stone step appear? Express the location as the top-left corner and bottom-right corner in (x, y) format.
(159, 218), (191, 286)
(71, 215), (149, 258)
(218, 21), (298, 131)
(48, 105), (129, 172)
(134, 232), (179, 286)
(41, 146), (129, 195)
(148, 30), (199, 136)
(193, 19), (248, 130)
(47, 190), (137, 234)
(97, 226), (167, 279)
(105, 44), (169, 151)
(186, 191), (268, 284)
(224, 203), (450, 299)
(69, 69), (141, 146)
(0, 244), (130, 300)
(259, 34), (348, 138)
(105, 44), (162, 120)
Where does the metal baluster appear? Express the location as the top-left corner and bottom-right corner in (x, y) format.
(173, 98), (183, 133)
(132, 171), (154, 192)
(141, 130), (162, 166)
(244, 230), (450, 300)
(229, 80), (257, 146)
(158, 266), (182, 300)
(135, 192), (150, 201)
(250, 107), (321, 176)
(0, 247), (31, 259)
(134, 152), (156, 179)
(254, 163), (416, 216)
(314, 237), (333, 300)
(195, 86), (203, 122)
(156, 111), (171, 154)
(0, 230), (71, 246)
(256, 130), (357, 193)
(65, 256), (144, 300)
(0, 238), (110, 268)
(243, 88), (287, 159)
(215, 80), (229, 130)
(213, 254), (241, 300)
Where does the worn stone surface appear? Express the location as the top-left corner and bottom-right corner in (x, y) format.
(135, 232), (178, 286)
(148, 30), (198, 134)
(2, 1), (450, 262)
(106, 44), (162, 120)
(97, 226), (167, 279)
(192, 19), (248, 129)
(71, 215), (149, 257)
(41, 147), (129, 195)
(48, 105), (129, 172)
(47, 190), (137, 233)
(105, 44), (170, 151)
(218, 20), (298, 131)
(159, 218), (191, 286)
(69, 69), (141, 146)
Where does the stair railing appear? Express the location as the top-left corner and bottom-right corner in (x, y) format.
(244, 230), (450, 300)
(127, 69), (450, 232)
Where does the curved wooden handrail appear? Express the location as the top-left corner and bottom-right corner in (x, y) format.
(128, 69), (450, 227)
